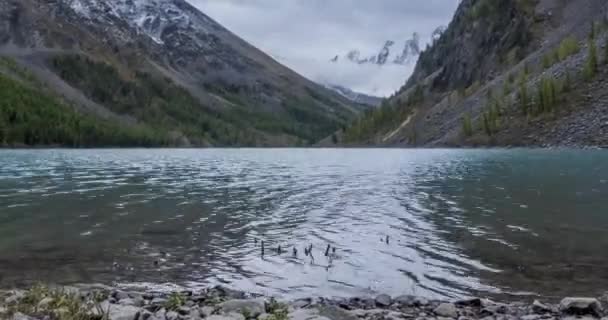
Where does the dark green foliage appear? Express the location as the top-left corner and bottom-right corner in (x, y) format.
(557, 37), (580, 61)
(604, 39), (608, 65)
(462, 113), (473, 137)
(518, 74), (530, 115)
(537, 77), (557, 113)
(589, 21), (596, 40)
(584, 39), (598, 80)
(0, 73), (167, 147)
(50, 55), (345, 146)
(343, 89), (421, 143)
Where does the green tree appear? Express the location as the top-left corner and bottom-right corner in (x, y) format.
(584, 39), (598, 79)
(462, 113), (473, 137)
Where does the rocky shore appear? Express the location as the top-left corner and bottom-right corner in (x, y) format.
(1, 284), (606, 320)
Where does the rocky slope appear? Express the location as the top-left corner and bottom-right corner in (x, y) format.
(2, 284), (607, 320)
(0, 0), (359, 147)
(339, 0), (608, 148)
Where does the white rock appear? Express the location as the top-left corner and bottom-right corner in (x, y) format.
(434, 303), (459, 318)
(219, 299), (266, 317)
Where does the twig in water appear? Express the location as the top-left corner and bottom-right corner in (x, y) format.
(261, 241), (265, 256)
(293, 247), (298, 257)
(386, 235), (389, 244)
(324, 244), (330, 257)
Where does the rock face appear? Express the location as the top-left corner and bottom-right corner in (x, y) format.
(340, 0), (608, 149)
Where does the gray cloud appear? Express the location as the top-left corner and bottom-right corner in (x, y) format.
(187, 0), (459, 96)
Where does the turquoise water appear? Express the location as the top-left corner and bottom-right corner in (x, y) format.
(0, 149), (607, 300)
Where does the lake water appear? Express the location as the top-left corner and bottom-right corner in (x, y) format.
(0, 149), (607, 301)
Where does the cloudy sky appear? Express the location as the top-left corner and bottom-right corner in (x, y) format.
(187, 0), (460, 97)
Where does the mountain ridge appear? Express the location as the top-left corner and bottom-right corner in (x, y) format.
(0, 0), (359, 147)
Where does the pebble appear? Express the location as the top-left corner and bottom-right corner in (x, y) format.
(2, 284), (608, 320)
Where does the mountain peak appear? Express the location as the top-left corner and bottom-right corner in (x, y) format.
(331, 33), (422, 67)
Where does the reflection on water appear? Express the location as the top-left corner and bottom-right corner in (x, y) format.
(0, 149), (607, 300)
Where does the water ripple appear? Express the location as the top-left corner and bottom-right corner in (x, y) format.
(1, 149), (608, 300)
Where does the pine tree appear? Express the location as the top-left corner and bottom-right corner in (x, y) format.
(584, 39), (598, 79)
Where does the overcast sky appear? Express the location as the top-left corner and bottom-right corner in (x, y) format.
(187, 0), (460, 96)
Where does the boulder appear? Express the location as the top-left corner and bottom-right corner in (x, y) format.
(113, 290), (130, 301)
(559, 297), (602, 316)
(120, 298), (145, 307)
(375, 294), (391, 307)
(434, 303), (459, 318)
(289, 308), (332, 320)
(166, 310), (179, 320)
(393, 295), (415, 306)
(219, 299), (266, 317)
(11, 313), (36, 320)
(200, 306), (216, 317)
(531, 300), (552, 314)
(37, 297), (54, 309)
(105, 303), (141, 320)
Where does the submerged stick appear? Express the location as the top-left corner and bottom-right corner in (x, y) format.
(261, 241), (265, 256)
(325, 244), (330, 257)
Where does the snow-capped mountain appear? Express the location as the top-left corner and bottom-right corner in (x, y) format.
(64, 0), (217, 45)
(332, 33), (421, 66)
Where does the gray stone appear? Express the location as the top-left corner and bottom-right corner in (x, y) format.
(316, 305), (360, 320)
(437, 317), (455, 320)
(189, 308), (203, 320)
(4, 291), (25, 305)
(186, 300), (196, 307)
(154, 308), (166, 319)
(291, 298), (312, 309)
(531, 300), (552, 314)
(102, 301), (141, 320)
(434, 303), (459, 318)
(150, 297), (168, 306)
(227, 312), (247, 320)
(375, 294), (392, 307)
(559, 297), (602, 316)
(200, 306), (216, 317)
(207, 315), (248, 320)
(414, 297), (429, 306)
(113, 290), (131, 301)
(521, 315), (540, 320)
(11, 312), (36, 320)
(37, 297), (54, 309)
(219, 299), (266, 317)
(394, 295), (415, 306)
(120, 298), (145, 307)
(139, 311), (152, 320)
(166, 310), (180, 320)
(288, 308), (332, 320)
(258, 313), (271, 320)
(386, 311), (405, 320)
(177, 306), (191, 315)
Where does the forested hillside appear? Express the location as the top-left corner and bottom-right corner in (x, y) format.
(0, 0), (360, 147)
